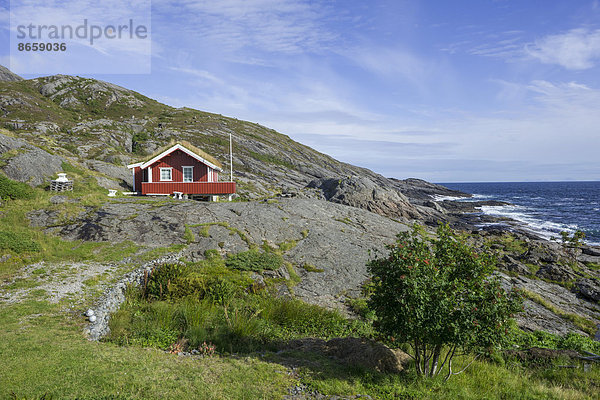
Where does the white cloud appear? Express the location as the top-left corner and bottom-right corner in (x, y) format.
(155, 0), (336, 57)
(351, 46), (430, 84)
(526, 28), (600, 70)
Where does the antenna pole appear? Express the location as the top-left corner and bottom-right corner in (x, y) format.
(229, 132), (233, 202)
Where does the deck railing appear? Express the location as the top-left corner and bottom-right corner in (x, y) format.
(141, 181), (236, 195)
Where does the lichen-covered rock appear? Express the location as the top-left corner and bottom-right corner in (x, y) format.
(0, 132), (65, 186)
(0, 65), (23, 82)
(575, 279), (600, 303)
(307, 177), (421, 220)
(283, 337), (410, 373)
(31, 198), (408, 311)
(535, 264), (577, 283)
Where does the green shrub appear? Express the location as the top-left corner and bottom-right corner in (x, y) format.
(204, 277), (238, 305)
(368, 224), (523, 378)
(203, 249), (221, 259)
(169, 273), (206, 299)
(225, 249), (283, 272)
(0, 174), (35, 200)
(131, 327), (179, 349)
(142, 263), (188, 300)
(0, 231), (41, 253)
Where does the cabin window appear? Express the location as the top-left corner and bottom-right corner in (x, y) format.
(183, 166), (193, 182)
(160, 168), (172, 181)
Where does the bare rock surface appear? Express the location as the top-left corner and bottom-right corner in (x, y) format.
(0, 132), (65, 186)
(0, 65), (23, 82)
(499, 272), (600, 336)
(30, 198), (409, 309)
(307, 177), (421, 220)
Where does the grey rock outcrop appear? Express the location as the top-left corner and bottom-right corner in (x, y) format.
(0, 132), (65, 186)
(84, 159), (132, 189)
(575, 279), (600, 303)
(307, 177), (421, 220)
(390, 178), (470, 202)
(31, 198), (409, 310)
(0, 66), (23, 82)
(499, 272), (600, 336)
(535, 264), (577, 283)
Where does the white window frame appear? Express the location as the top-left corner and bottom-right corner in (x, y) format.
(207, 168), (213, 182)
(159, 167), (173, 181)
(182, 166), (194, 183)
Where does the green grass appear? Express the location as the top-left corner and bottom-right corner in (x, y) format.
(0, 174), (35, 200)
(277, 240), (297, 253)
(3, 263), (600, 399)
(188, 222), (252, 248)
(0, 188), (139, 280)
(486, 233), (529, 255)
(583, 261), (600, 270)
(0, 301), (292, 399)
(225, 249), (283, 272)
(280, 351), (598, 399)
(183, 226), (195, 244)
(301, 263), (324, 273)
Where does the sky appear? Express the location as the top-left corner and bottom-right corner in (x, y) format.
(1, 0), (600, 182)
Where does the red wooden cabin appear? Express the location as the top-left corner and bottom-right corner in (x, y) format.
(127, 144), (235, 198)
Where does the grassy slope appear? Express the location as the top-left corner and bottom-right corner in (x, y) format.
(1, 299), (599, 399)
(0, 301), (291, 399)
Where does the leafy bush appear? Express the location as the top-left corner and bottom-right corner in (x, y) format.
(225, 249), (283, 272)
(169, 274), (206, 299)
(142, 263), (188, 300)
(204, 277), (238, 305)
(368, 224), (523, 379)
(0, 230), (41, 253)
(0, 174), (35, 200)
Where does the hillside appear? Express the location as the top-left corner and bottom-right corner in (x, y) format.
(0, 73), (466, 223)
(1, 69), (600, 399)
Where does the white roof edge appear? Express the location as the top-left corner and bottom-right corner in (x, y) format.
(127, 162), (143, 169)
(139, 144), (223, 172)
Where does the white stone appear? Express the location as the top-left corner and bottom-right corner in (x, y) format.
(89, 315), (97, 323)
(85, 309), (94, 317)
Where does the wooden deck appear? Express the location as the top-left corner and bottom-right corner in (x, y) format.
(141, 182), (236, 195)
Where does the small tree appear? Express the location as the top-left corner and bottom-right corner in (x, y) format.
(560, 230), (586, 260)
(367, 224), (522, 379)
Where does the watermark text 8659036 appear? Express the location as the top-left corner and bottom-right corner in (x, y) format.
(17, 43), (67, 52)
(10, 1), (151, 75)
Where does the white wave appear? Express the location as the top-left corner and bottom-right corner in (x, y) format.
(431, 194), (467, 201)
(471, 194), (494, 200)
(477, 204), (580, 242)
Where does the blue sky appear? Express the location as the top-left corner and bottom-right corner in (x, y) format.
(2, 0), (600, 182)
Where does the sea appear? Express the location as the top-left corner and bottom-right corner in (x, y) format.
(436, 181), (600, 246)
